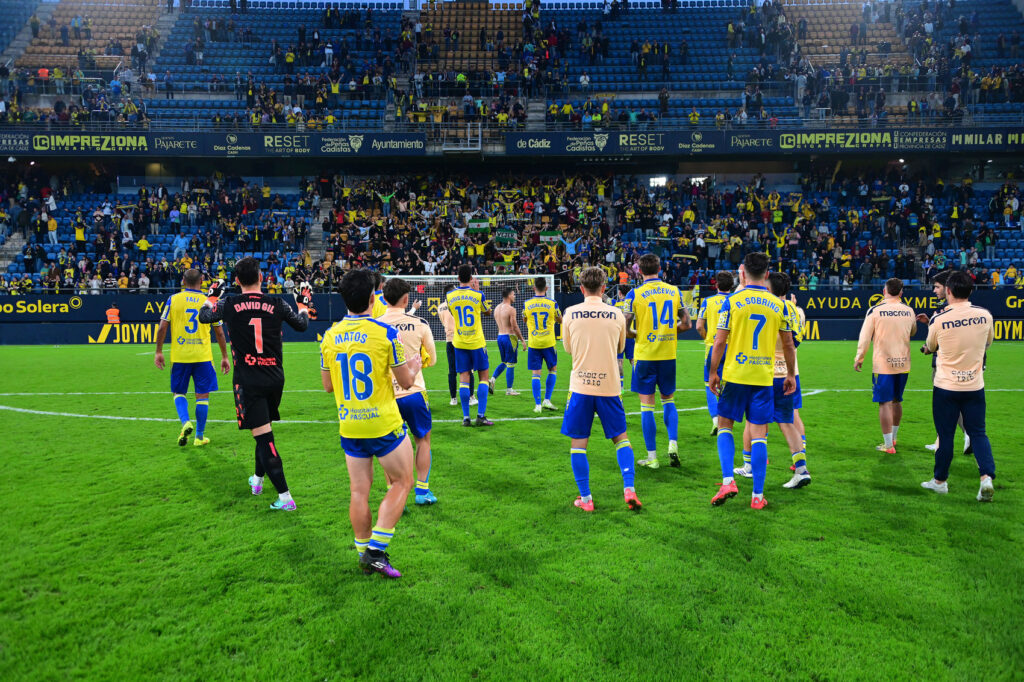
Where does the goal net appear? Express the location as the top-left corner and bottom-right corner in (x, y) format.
(395, 274), (556, 343)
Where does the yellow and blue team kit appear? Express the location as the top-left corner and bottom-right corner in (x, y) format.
(614, 298), (635, 361)
(715, 285), (792, 425)
(698, 291), (728, 384)
(372, 290), (388, 318)
(320, 314), (408, 458)
(445, 286), (490, 373)
(624, 278), (684, 395)
(770, 299), (805, 423)
(524, 295), (559, 370)
(162, 288), (221, 394)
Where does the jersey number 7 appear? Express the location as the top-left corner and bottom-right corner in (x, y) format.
(750, 314), (767, 350)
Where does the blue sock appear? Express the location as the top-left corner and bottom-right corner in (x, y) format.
(801, 434), (807, 452)
(743, 449), (752, 465)
(545, 372), (557, 400)
(705, 386), (718, 418)
(532, 375), (542, 405)
(459, 382), (471, 419)
(570, 448), (591, 497)
(174, 394), (190, 424)
(792, 450), (807, 471)
(717, 428), (735, 479)
(640, 404), (657, 453)
(195, 399), (209, 438)
(506, 366), (515, 389)
(476, 382), (488, 417)
(616, 440), (635, 488)
(751, 438), (768, 495)
(494, 363), (506, 380)
(662, 398), (678, 442)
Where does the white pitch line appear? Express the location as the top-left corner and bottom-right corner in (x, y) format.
(0, 403), (709, 425)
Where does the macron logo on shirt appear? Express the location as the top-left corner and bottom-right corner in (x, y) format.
(941, 317), (987, 329)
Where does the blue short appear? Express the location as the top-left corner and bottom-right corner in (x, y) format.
(397, 392), (432, 439)
(340, 425), (408, 459)
(703, 346), (724, 384)
(717, 381), (774, 425)
(631, 359), (676, 396)
(560, 393), (628, 440)
(497, 334), (518, 365)
(171, 361), (218, 395)
(873, 373), (908, 403)
(617, 338), (635, 361)
(454, 346), (490, 373)
(772, 377), (795, 424)
(528, 346), (558, 371)
(793, 375), (803, 410)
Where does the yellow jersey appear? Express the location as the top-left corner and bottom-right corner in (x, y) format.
(698, 292), (728, 349)
(716, 285), (792, 387)
(445, 286), (487, 350)
(774, 300), (804, 378)
(160, 288), (220, 363)
(524, 296), (558, 349)
(320, 315), (406, 438)
(624, 278), (685, 361)
(371, 291), (387, 318)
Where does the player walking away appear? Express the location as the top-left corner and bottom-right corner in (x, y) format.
(614, 285), (635, 392)
(920, 271), (996, 501)
(623, 254), (691, 469)
(490, 287), (524, 396)
(854, 278), (917, 454)
(439, 285), (476, 407)
(921, 271), (972, 455)
(708, 252), (796, 510)
(561, 267), (641, 512)
(197, 257), (313, 511)
(696, 271), (734, 437)
(155, 268), (231, 447)
(321, 269), (422, 578)
(525, 277), (561, 414)
(446, 265), (493, 426)
(371, 272), (387, 318)
(380, 277), (439, 506)
(735, 272), (811, 489)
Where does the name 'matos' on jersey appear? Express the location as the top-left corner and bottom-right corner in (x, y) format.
(199, 293), (309, 386)
(625, 278), (685, 361)
(717, 285), (791, 386)
(445, 286), (487, 350)
(855, 299), (917, 374)
(161, 288), (221, 363)
(561, 296), (626, 397)
(698, 292), (728, 349)
(774, 300), (803, 378)
(320, 315), (407, 438)
(378, 309), (437, 399)
(524, 296), (558, 349)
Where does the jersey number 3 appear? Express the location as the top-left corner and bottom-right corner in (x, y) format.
(335, 352), (374, 400)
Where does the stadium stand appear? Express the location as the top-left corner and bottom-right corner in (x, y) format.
(0, 1), (41, 59)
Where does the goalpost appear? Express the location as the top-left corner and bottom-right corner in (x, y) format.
(396, 274), (556, 343)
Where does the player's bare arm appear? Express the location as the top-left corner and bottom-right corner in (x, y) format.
(780, 331), (797, 395)
(154, 319), (170, 370)
(214, 325), (231, 374)
(393, 353), (423, 390)
(677, 305), (692, 333)
(696, 317), (707, 340)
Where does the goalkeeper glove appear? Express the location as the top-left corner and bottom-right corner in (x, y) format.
(206, 278), (226, 305)
(295, 282), (317, 319)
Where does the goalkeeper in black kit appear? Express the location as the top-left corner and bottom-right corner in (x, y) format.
(198, 257), (316, 511)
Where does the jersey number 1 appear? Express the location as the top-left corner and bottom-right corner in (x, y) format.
(249, 318), (264, 354)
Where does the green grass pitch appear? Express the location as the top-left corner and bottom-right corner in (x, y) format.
(0, 340), (1021, 680)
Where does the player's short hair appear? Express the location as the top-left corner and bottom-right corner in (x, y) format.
(443, 283), (456, 295)
(340, 269), (374, 314)
(534, 277), (547, 293)
(768, 271), (790, 298)
(885, 277), (904, 297)
(234, 257), (261, 286)
(618, 284), (631, 297)
(502, 286), (515, 300)
(457, 264), (473, 284)
(382, 277), (410, 305)
(638, 253), (660, 276)
(946, 270), (974, 299)
(183, 268), (202, 288)
(580, 267), (606, 294)
(933, 270), (951, 286)
(373, 271), (384, 289)
(716, 270), (734, 293)
(743, 251), (770, 279)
